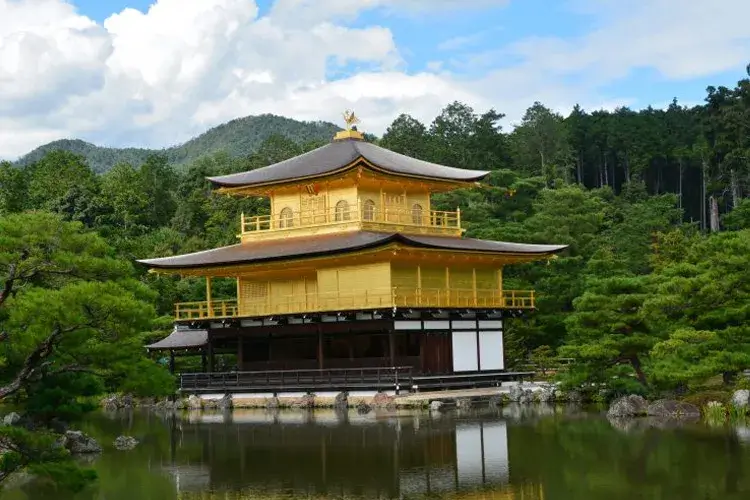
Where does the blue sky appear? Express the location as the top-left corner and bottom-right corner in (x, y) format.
(2, 0), (748, 157)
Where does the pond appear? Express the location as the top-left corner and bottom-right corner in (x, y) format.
(2, 405), (750, 499)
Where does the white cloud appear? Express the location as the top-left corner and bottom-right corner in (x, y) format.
(0, 0), (748, 159)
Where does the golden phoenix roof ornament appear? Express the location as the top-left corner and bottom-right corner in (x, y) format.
(342, 110), (360, 130)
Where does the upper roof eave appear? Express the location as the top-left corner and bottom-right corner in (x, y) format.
(206, 138), (490, 189)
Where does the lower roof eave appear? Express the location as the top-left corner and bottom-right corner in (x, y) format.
(137, 231), (568, 272)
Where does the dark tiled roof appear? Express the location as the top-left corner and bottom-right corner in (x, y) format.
(146, 328), (208, 350)
(138, 231), (568, 270)
(207, 138), (489, 187)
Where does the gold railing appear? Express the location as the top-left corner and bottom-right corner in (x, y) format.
(241, 201), (461, 236)
(175, 300), (238, 320)
(174, 288), (534, 320)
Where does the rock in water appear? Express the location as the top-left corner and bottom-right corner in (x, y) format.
(456, 398), (472, 410)
(64, 431), (102, 454)
(334, 392), (349, 409)
(607, 395), (648, 418)
(2, 412), (21, 426)
(293, 394), (315, 409)
(101, 395), (120, 411)
(647, 399), (700, 418)
(488, 395), (504, 408)
(538, 386), (556, 403)
(187, 395), (202, 410)
(518, 390), (534, 405)
(218, 394), (233, 410)
(429, 400), (443, 412)
(508, 384), (524, 402)
(356, 400), (372, 414)
(113, 436), (138, 451)
(731, 390), (750, 410)
(372, 392), (395, 409)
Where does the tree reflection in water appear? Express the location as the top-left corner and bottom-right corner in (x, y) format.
(4, 404), (750, 499)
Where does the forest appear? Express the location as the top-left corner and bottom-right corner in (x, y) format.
(2, 70), (750, 487)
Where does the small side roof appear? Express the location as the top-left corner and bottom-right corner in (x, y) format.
(138, 231), (568, 270)
(207, 138), (489, 188)
(146, 328), (208, 350)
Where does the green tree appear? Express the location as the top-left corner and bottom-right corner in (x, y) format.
(512, 102), (572, 183)
(25, 151), (101, 225)
(0, 162), (27, 214)
(0, 212), (173, 488)
(645, 230), (750, 387)
(562, 269), (655, 392)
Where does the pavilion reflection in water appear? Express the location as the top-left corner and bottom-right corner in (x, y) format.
(162, 411), (543, 499)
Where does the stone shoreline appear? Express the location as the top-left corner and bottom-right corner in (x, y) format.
(100, 383), (583, 412)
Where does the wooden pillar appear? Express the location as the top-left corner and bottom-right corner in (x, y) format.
(416, 265), (422, 306)
(206, 276), (213, 318)
(169, 350), (175, 374)
(445, 267), (451, 307)
(318, 326), (324, 370)
(472, 268), (477, 306)
(236, 277), (241, 313)
(497, 268), (504, 306)
(389, 328), (395, 367)
(237, 336), (244, 371)
(207, 340), (215, 373)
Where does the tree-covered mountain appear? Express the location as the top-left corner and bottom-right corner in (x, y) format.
(14, 114), (342, 173)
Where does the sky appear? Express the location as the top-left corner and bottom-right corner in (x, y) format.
(1, 0), (749, 159)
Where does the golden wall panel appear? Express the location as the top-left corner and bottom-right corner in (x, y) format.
(420, 266), (447, 289)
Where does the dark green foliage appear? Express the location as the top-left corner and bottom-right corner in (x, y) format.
(15, 115), (340, 173)
(24, 373), (103, 425)
(0, 426), (96, 490)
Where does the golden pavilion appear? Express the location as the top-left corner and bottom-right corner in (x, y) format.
(141, 114), (566, 392)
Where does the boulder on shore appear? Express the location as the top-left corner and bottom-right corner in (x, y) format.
(508, 384), (524, 402)
(334, 392), (349, 409)
(356, 400), (372, 414)
(456, 398), (472, 410)
(646, 399), (700, 419)
(372, 392), (395, 409)
(538, 386), (556, 403)
(2, 412), (21, 426)
(429, 400), (444, 412)
(292, 394), (315, 409)
(218, 394), (233, 410)
(518, 390), (534, 405)
(265, 397), (280, 410)
(63, 431), (102, 454)
(186, 395), (202, 410)
(731, 390), (750, 410)
(113, 436), (138, 451)
(607, 395), (648, 418)
(101, 395), (120, 411)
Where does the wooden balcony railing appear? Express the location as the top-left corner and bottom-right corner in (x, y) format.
(174, 288), (534, 320)
(175, 300), (238, 320)
(180, 366), (413, 393)
(240, 201), (461, 238)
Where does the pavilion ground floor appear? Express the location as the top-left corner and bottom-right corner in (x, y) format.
(148, 309), (533, 394)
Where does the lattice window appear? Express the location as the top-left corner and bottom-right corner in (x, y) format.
(363, 199), (376, 221)
(279, 207), (294, 228)
(411, 203), (423, 224)
(335, 200), (350, 221)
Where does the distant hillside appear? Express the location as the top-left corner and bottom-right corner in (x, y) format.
(15, 114), (342, 173)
